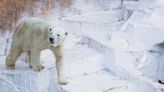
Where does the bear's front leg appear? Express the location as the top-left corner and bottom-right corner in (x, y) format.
(30, 49), (44, 72)
(51, 46), (68, 85)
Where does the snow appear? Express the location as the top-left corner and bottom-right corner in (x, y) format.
(62, 70), (134, 92)
(62, 10), (124, 24)
(0, 33), (134, 92)
(123, 1), (139, 10)
(106, 0), (164, 92)
(1, 0), (164, 92)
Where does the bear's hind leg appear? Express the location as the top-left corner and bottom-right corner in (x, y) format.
(6, 49), (22, 69)
(27, 51), (32, 68)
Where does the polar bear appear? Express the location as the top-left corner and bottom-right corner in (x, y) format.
(6, 17), (68, 85)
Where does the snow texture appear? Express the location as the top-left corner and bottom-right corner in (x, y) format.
(107, 0), (164, 92)
(1, 0), (164, 92)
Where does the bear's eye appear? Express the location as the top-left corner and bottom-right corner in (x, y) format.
(57, 34), (60, 37)
(49, 28), (52, 32)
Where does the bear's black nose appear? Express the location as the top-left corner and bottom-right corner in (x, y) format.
(50, 37), (54, 41)
(49, 37), (54, 44)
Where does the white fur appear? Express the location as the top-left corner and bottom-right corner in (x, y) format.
(6, 17), (68, 85)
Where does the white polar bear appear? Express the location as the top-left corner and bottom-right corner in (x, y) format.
(6, 17), (68, 85)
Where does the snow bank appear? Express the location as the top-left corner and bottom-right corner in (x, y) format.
(0, 67), (59, 92)
(105, 0), (164, 92)
(118, 0), (164, 81)
(0, 52), (62, 92)
(59, 8), (126, 46)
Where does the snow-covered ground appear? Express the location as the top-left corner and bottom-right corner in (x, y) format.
(1, 0), (164, 92)
(0, 33), (134, 92)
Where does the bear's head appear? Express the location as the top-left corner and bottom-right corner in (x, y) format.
(45, 26), (68, 47)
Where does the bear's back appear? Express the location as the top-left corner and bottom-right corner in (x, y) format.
(15, 17), (51, 38)
(12, 17), (51, 51)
